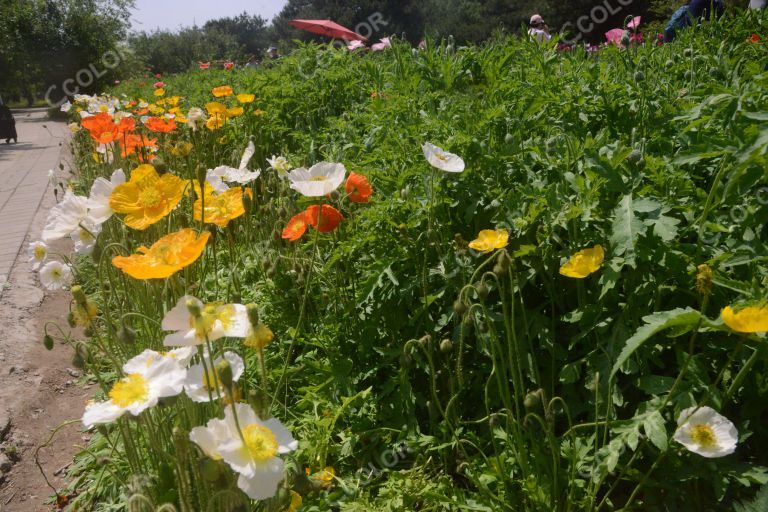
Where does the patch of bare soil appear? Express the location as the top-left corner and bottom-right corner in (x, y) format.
(0, 176), (89, 511)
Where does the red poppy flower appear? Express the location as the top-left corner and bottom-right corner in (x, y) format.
(304, 205), (344, 233)
(749, 33), (761, 44)
(144, 117), (177, 133)
(224, 61), (234, 70)
(345, 172), (373, 203)
(199, 62), (210, 70)
(282, 212), (309, 241)
(155, 73), (162, 78)
(154, 81), (166, 88)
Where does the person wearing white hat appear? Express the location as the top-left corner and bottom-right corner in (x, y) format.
(528, 14), (552, 42)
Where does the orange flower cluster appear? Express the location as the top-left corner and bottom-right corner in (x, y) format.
(282, 205), (344, 242)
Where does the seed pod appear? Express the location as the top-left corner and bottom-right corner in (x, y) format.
(440, 338), (453, 353)
(43, 334), (54, 350)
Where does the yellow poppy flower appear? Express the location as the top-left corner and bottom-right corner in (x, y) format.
(193, 182), (247, 228)
(226, 107), (244, 118)
(288, 491), (302, 512)
(169, 141), (194, 157)
(149, 105), (165, 115)
(154, 88), (165, 97)
(236, 93), (255, 104)
(205, 102), (227, 115)
(165, 95), (181, 107)
(109, 164), (186, 230)
(469, 229), (509, 253)
(206, 113), (226, 131)
(112, 228), (210, 280)
(559, 245), (605, 279)
(721, 306), (768, 333)
(212, 85), (233, 97)
(253, 109), (265, 116)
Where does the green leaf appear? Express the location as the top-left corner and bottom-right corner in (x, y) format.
(611, 308), (702, 378)
(642, 410), (668, 451)
(610, 194), (643, 268)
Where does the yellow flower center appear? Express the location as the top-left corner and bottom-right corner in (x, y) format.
(51, 268), (62, 279)
(138, 187), (163, 209)
(310, 176), (328, 181)
(435, 153), (449, 162)
(109, 373), (149, 408)
(34, 246), (46, 260)
(690, 424), (717, 448)
(242, 423), (278, 462)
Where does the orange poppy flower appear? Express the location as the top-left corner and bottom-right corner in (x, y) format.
(226, 107), (244, 118)
(193, 182), (247, 228)
(212, 85), (234, 97)
(119, 133), (158, 160)
(81, 112), (118, 144)
(305, 204), (344, 233)
(109, 164), (186, 230)
(116, 117), (136, 135)
(112, 228), (210, 280)
(345, 172), (373, 203)
(133, 107), (150, 116)
(282, 212), (309, 241)
(144, 116), (177, 133)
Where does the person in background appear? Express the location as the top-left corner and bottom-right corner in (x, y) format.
(0, 98), (17, 144)
(245, 55), (260, 69)
(528, 14), (552, 43)
(664, 0), (725, 42)
(266, 46), (280, 60)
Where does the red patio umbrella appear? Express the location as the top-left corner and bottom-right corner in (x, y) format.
(288, 19), (368, 42)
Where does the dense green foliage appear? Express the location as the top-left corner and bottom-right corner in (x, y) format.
(61, 9), (768, 512)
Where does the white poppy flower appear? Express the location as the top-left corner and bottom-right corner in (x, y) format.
(184, 351), (245, 402)
(210, 142), (262, 187)
(187, 107), (206, 131)
(673, 406), (738, 458)
(122, 347), (197, 374)
(95, 143), (115, 164)
(60, 101), (72, 113)
(422, 142), (465, 173)
(161, 295), (249, 347)
(39, 261), (73, 290)
(27, 241), (48, 271)
(86, 168), (126, 225)
(190, 403), (298, 500)
(190, 417), (230, 460)
(70, 220), (102, 256)
(42, 191), (89, 242)
(267, 155), (291, 175)
(82, 349), (187, 428)
(287, 162), (346, 197)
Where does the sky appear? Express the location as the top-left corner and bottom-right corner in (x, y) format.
(130, 0), (288, 32)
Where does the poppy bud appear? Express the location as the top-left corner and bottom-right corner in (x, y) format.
(504, 133), (514, 145)
(67, 311), (77, 328)
(440, 338), (453, 353)
(267, 266), (277, 278)
(524, 390), (541, 409)
(621, 34), (630, 47)
(43, 334), (54, 350)
(59, 163), (64, 170)
(684, 70), (693, 81)
(665, 59), (674, 68)
(117, 322), (137, 344)
(246, 303), (260, 326)
(199, 458), (223, 482)
(400, 352), (413, 367)
(452, 299), (467, 316)
(628, 149), (642, 165)
(683, 48), (692, 57)
(418, 334), (431, 348)
(153, 158), (168, 175)
(633, 71), (645, 82)
(215, 358), (234, 391)
(475, 283), (489, 300)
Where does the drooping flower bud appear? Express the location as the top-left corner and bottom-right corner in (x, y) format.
(696, 264), (713, 297)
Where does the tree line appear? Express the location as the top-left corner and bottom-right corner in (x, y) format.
(0, 0), (749, 105)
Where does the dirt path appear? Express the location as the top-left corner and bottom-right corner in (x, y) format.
(0, 109), (88, 511)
